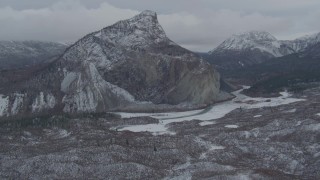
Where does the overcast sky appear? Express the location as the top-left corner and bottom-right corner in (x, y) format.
(0, 0), (319, 51)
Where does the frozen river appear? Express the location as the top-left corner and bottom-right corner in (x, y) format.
(115, 87), (305, 135)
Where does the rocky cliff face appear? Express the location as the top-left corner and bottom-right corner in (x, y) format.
(0, 10), (222, 118)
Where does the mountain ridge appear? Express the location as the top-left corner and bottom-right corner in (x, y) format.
(0, 41), (67, 70)
(206, 31), (320, 71)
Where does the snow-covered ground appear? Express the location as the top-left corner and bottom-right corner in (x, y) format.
(199, 121), (216, 126)
(116, 87), (305, 135)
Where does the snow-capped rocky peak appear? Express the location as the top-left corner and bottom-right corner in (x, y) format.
(62, 10), (170, 69)
(94, 10), (168, 49)
(207, 30), (320, 70)
(132, 10), (157, 20)
(237, 31), (277, 41)
(212, 31), (277, 50)
(210, 31), (286, 57)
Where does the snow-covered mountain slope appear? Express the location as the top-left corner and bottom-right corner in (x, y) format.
(0, 41), (67, 70)
(0, 10), (224, 118)
(210, 31), (293, 57)
(282, 32), (320, 52)
(207, 31), (320, 70)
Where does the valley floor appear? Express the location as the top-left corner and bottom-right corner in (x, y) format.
(1, 86), (320, 179)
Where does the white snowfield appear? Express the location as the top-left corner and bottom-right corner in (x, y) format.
(116, 87), (305, 135)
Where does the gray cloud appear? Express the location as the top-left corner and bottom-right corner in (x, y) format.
(0, 2), (138, 43)
(0, 0), (319, 52)
(0, 0), (107, 10)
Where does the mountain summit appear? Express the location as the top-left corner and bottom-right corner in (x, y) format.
(0, 10), (225, 118)
(207, 31), (320, 71)
(210, 31), (291, 57)
(94, 10), (169, 49)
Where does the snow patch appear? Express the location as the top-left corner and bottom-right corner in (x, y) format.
(238, 61), (245, 67)
(0, 95), (9, 116)
(199, 121), (216, 126)
(225, 125), (239, 129)
(296, 121), (302, 126)
(57, 129), (71, 138)
(316, 113), (320, 116)
(119, 124), (174, 135)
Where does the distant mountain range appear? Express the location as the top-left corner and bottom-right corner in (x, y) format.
(197, 31), (320, 95)
(204, 31), (320, 71)
(0, 41), (67, 70)
(195, 30), (320, 95)
(241, 41), (320, 96)
(0, 10), (228, 118)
